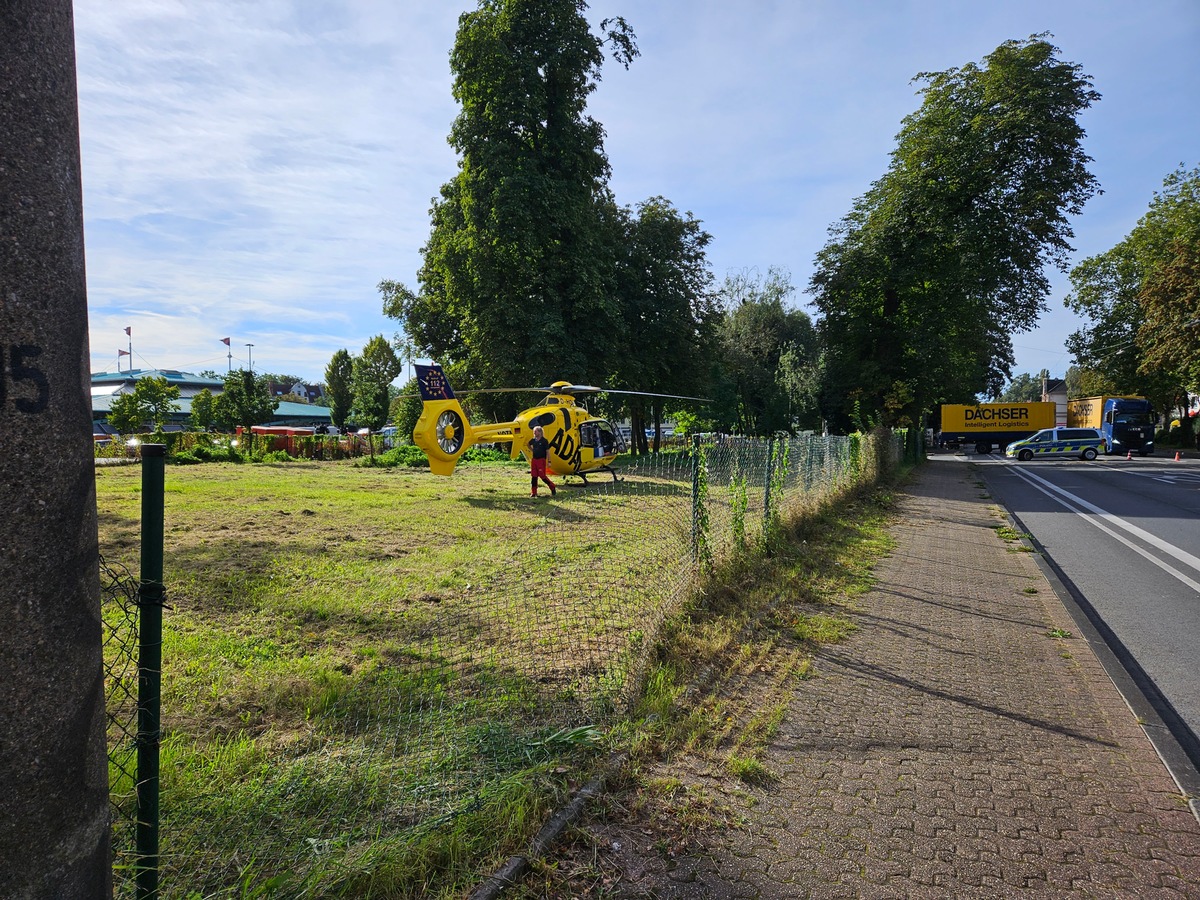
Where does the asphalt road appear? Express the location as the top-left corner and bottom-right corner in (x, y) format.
(969, 450), (1200, 768)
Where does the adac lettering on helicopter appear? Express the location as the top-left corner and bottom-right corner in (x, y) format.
(548, 427), (582, 471)
(415, 364), (454, 401)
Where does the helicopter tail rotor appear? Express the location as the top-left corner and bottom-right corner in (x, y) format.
(436, 408), (466, 455)
(414, 398), (474, 475)
(412, 363), (476, 476)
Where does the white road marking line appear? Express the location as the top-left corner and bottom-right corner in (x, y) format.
(1003, 464), (1200, 593)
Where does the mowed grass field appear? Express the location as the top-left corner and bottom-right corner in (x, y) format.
(96, 455), (701, 896)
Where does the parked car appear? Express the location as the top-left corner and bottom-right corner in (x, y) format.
(1004, 427), (1105, 462)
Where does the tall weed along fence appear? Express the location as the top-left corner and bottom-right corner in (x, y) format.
(102, 429), (915, 895)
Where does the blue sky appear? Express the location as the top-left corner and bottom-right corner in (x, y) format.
(74, 0), (1200, 386)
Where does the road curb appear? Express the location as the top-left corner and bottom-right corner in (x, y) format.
(469, 751), (629, 900)
(469, 587), (743, 897)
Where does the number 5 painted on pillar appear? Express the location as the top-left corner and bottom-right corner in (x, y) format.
(1, 344), (50, 413)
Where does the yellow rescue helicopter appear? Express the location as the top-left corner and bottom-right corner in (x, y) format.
(411, 363), (700, 483)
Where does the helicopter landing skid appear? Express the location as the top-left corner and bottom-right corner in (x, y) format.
(563, 466), (621, 486)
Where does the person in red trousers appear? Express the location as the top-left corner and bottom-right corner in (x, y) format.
(529, 425), (556, 497)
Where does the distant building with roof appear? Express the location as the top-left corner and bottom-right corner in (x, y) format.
(91, 369), (332, 429)
(266, 380), (326, 405)
(1040, 374), (1068, 426)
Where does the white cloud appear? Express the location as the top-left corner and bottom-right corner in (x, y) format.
(75, 0), (1200, 383)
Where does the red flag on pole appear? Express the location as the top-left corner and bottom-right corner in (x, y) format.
(124, 326), (131, 336)
(221, 337), (231, 346)
(118, 349), (130, 357)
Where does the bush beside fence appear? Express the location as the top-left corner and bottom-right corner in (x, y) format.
(96, 430), (397, 464)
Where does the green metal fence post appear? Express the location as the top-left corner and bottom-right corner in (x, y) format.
(691, 435), (700, 561)
(763, 436), (775, 540)
(137, 445), (166, 899)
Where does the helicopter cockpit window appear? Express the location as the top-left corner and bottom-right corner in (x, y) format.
(580, 423), (598, 452)
(597, 421), (620, 455)
(530, 412), (556, 429)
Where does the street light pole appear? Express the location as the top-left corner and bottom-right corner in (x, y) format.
(246, 343), (254, 374)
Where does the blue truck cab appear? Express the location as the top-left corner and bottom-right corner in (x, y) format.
(1102, 398), (1156, 456)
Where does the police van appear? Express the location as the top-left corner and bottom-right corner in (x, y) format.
(1004, 427), (1105, 462)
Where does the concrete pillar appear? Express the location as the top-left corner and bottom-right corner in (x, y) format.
(1, 1), (112, 896)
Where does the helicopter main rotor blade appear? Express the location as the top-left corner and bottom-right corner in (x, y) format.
(399, 383), (709, 402)
(394, 386), (546, 400)
(547, 384), (709, 402)
(600, 389), (711, 403)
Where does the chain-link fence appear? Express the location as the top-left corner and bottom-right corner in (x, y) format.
(101, 555), (142, 890)
(102, 429), (916, 896)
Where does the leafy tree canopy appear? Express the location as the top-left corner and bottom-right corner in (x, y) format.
(352, 335), (402, 430)
(716, 268), (819, 436)
(1138, 234), (1200, 393)
(107, 376), (181, 434)
(259, 372), (307, 387)
(1064, 364), (1116, 399)
(389, 377), (423, 443)
(606, 196), (718, 450)
(213, 370), (278, 433)
(382, 0), (639, 399)
(997, 371), (1048, 403)
(811, 35), (1100, 430)
(190, 388), (216, 431)
(1065, 165), (1200, 420)
(324, 349), (354, 430)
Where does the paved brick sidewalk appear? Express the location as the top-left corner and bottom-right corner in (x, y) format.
(592, 459), (1200, 898)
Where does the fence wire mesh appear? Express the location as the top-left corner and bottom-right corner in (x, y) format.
(102, 430), (910, 896)
(101, 555), (142, 889)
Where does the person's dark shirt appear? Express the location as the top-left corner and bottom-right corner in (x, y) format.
(530, 436), (550, 459)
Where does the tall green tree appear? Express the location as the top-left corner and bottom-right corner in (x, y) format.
(258, 372), (306, 389)
(324, 349), (354, 430)
(106, 376), (181, 433)
(190, 388), (216, 431)
(107, 392), (142, 435)
(609, 196), (719, 450)
(352, 335), (402, 430)
(213, 370), (278, 433)
(715, 269), (819, 436)
(1138, 231), (1200, 445)
(810, 35), (1100, 430)
(1138, 237), (1200, 392)
(1065, 166), (1200, 431)
(1064, 364), (1116, 399)
(388, 377), (423, 443)
(140, 377), (182, 430)
(382, 0), (638, 396)
(997, 371), (1047, 403)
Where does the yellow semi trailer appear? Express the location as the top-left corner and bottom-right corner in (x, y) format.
(938, 402), (1058, 455)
